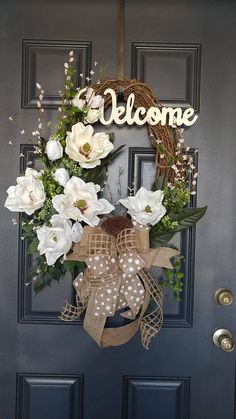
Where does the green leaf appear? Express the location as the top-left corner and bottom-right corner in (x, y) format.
(84, 164), (107, 187)
(27, 238), (39, 254)
(34, 274), (52, 294)
(150, 230), (176, 247)
(150, 206), (207, 247)
(152, 175), (167, 191)
(63, 260), (85, 273)
(34, 280), (47, 295)
(171, 206), (207, 231)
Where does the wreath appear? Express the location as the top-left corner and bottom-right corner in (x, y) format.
(4, 51), (206, 349)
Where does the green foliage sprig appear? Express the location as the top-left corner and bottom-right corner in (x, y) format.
(28, 257), (85, 294)
(150, 175), (207, 249)
(160, 255), (185, 301)
(150, 175), (206, 300)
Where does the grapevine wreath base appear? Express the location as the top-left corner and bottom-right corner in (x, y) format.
(4, 52), (206, 349)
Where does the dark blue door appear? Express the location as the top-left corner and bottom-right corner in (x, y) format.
(0, 1), (236, 418)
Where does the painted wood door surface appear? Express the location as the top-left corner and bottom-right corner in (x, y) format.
(0, 1), (235, 418)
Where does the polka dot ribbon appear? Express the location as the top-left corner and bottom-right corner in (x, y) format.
(60, 224), (179, 349)
(73, 252), (146, 321)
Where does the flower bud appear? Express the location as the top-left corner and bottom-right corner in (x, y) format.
(85, 108), (100, 124)
(53, 168), (69, 187)
(72, 222), (83, 243)
(45, 140), (63, 161)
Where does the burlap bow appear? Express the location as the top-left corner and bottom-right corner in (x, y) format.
(60, 223), (179, 349)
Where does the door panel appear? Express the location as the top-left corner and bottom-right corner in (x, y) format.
(16, 374), (83, 419)
(21, 39), (92, 109)
(131, 42), (201, 112)
(128, 146), (197, 327)
(123, 376), (190, 419)
(0, 1), (236, 419)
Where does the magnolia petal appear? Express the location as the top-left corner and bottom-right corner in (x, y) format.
(45, 251), (62, 266)
(72, 222), (83, 243)
(90, 95), (104, 108)
(98, 198), (115, 214)
(77, 158), (101, 169)
(52, 194), (67, 214)
(72, 98), (85, 109)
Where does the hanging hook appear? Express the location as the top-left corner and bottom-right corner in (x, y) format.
(117, 0), (125, 79)
(117, 85), (125, 101)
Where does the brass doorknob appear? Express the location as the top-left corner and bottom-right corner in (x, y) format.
(213, 328), (235, 352)
(215, 288), (233, 306)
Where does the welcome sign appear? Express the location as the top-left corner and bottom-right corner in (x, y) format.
(99, 88), (198, 127)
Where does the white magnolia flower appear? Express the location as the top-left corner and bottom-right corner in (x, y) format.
(72, 87), (86, 109)
(53, 168), (70, 187)
(72, 87), (103, 110)
(84, 108), (101, 124)
(45, 139), (63, 161)
(37, 215), (73, 266)
(72, 221), (83, 243)
(65, 122), (114, 168)
(85, 87), (104, 108)
(4, 168), (46, 215)
(52, 176), (114, 226)
(119, 186), (166, 226)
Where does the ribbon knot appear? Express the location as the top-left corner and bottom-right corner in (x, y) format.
(60, 224), (179, 349)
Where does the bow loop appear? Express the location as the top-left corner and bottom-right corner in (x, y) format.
(119, 271), (145, 319)
(87, 232), (117, 257)
(85, 255), (118, 284)
(118, 252), (146, 276)
(116, 228), (140, 253)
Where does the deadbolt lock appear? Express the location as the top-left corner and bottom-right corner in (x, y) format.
(213, 329), (235, 352)
(215, 288), (233, 306)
